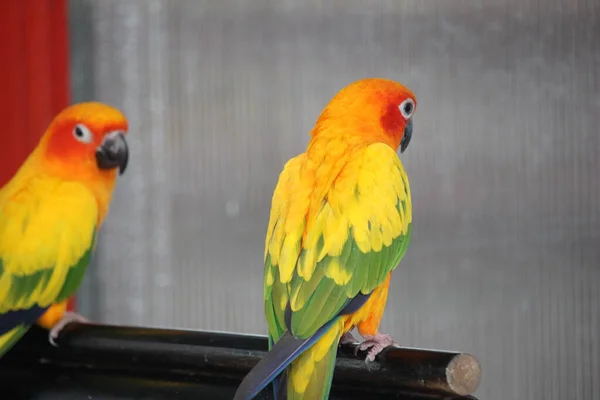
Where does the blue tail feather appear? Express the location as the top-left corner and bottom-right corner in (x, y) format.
(273, 369), (288, 400)
(234, 293), (373, 400)
(232, 319), (337, 400)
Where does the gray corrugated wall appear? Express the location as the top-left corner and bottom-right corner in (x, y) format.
(69, 1), (600, 399)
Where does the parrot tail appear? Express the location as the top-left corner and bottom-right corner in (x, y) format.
(279, 321), (342, 400)
(0, 325), (29, 359)
(233, 319), (343, 400)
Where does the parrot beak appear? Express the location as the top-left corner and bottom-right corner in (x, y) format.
(400, 119), (413, 153)
(96, 131), (129, 175)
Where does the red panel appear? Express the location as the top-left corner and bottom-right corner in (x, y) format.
(0, 1), (27, 184)
(0, 0), (74, 310)
(0, 0), (70, 185)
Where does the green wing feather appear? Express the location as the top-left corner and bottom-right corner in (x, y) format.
(264, 142), (412, 341)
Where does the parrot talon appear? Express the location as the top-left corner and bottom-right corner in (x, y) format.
(48, 312), (89, 347)
(357, 333), (399, 363)
(340, 332), (358, 346)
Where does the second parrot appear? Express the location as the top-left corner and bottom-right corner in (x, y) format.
(0, 102), (130, 357)
(234, 78), (416, 399)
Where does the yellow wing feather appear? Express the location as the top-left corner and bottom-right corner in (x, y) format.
(0, 176), (98, 314)
(264, 141), (412, 339)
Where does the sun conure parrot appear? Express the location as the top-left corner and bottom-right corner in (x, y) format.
(234, 78), (416, 400)
(0, 102), (130, 358)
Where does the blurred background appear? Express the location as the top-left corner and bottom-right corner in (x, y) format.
(1, 0), (599, 399)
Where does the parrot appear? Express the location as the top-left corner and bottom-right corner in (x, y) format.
(0, 102), (129, 358)
(234, 78), (416, 400)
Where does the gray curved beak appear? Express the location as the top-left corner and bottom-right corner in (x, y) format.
(400, 119), (413, 153)
(96, 131), (129, 175)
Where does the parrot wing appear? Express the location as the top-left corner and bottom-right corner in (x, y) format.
(0, 179), (98, 356)
(265, 142), (412, 340)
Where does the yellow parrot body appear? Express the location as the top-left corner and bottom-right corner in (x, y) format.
(0, 178), (98, 351)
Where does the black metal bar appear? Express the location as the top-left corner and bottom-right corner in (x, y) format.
(0, 323), (481, 400)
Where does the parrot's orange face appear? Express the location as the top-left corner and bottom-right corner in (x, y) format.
(41, 102), (130, 181)
(315, 78), (417, 152)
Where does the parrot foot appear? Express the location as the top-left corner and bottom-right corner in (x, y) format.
(355, 333), (399, 362)
(340, 331), (359, 345)
(49, 312), (89, 347)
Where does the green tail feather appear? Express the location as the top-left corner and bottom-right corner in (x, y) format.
(0, 325), (29, 358)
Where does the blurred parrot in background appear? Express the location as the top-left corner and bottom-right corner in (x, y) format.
(0, 102), (129, 358)
(234, 78), (416, 400)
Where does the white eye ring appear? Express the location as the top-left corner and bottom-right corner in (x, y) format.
(73, 123), (94, 143)
(399, 98), (415, 119)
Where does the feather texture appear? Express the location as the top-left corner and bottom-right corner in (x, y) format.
(265, 141), (411, 340)
(261, 141), (411, 399)
(0, 176), (98, 356)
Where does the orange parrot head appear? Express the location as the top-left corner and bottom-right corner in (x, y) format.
(39, 102), (130, 181)
(314, 78), (417, 152)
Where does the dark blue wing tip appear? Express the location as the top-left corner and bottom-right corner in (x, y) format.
(0, 305), (48, 335)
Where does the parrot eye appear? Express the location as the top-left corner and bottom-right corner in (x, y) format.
(73, 123), (94, 144)
(399, 98), (415, 120)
